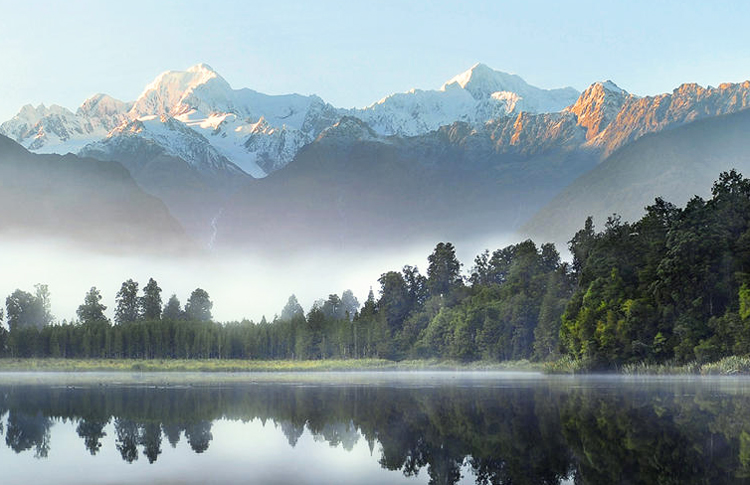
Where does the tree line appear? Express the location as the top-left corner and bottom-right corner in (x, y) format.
(2, 170), (750, 367)
(0, 239), (569, 361)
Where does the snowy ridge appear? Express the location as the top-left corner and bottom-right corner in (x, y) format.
(0, 95), (131, 154)
(0, 62), (584, 177)
(85, 116), (247, 176)
(121, 64), (341, 176)
(0, 63), (581, 176)
(349, 63), (580, 136)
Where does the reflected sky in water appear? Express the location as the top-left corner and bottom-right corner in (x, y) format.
(1, 372), (750, 484)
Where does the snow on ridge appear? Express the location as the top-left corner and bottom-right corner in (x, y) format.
(0, 62), (584, 176)
(350, 63), (580, 137)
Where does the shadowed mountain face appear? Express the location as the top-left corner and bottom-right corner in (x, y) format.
(212, 118), (597, 253)
(6, 65), (750, 256)
(522, 108), (750, 248)
(79, 135), (250, 247)
(0, 135), (191, 254)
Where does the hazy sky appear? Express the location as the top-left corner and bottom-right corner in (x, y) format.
(1, 0), (749, 121)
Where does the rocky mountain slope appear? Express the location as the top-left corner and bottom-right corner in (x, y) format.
(4, 64), (750, 253)
(211, 117), (597, 252)
(522, 108), (750, 248)
(0, 135), (190, 252)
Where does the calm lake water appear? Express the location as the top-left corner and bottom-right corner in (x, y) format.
(1, 371), (749, 484)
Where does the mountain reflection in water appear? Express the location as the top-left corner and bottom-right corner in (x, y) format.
(0, 375), (749, 484)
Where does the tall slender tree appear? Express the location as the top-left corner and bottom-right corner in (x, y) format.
(427, 242), (463, 297)
(114, 279), (139, 325)
(140, 278), (163, 321)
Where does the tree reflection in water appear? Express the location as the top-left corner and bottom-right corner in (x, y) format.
(0, 380), (749, 484)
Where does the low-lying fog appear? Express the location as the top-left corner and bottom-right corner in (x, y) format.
(0, 233), (520, 324)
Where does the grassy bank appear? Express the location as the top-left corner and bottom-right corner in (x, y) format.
(7, 356), (750, 375)
(543, 355), (750, 375)
(0, 358), (542, 373)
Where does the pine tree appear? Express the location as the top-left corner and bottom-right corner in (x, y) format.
(185, 289), (213, 322)
(140, 278), (163, 321)
(427, 242), (463, 297)
(162, 294), (183, 321)
(280, 294), (304, 321)
(114, 279), (139, 325)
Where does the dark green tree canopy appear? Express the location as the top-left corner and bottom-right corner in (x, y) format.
(114, 279), (139, 325)
(6, 289), (44, 331)
(185, 288), (213, 322)
(77, 287), (108, 325)
(162, 294), (183, 321)
(427, 242), (463, 297)
(140, 278), (162, 321)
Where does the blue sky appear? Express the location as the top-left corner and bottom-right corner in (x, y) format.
(1, 0), (749, 121)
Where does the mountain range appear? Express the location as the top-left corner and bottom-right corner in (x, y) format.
(3, 63), (750, 253)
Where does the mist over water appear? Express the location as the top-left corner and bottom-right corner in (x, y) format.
(0, 233), (518, 324)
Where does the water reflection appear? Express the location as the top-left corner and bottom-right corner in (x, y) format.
(0, 377), (749, 484)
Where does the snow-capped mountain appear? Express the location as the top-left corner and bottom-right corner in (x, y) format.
(108, 63), (341, 177)
(0, 64), (342, 177)
(0, 63), (581, 178)
(82, 116), (246, 176)
(5, 63), (750, 254)
(5, 62), (750, 189)
(0, 95), (131, 154)
(350, 63), (580, 136)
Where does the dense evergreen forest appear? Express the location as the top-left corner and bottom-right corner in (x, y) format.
(2, 170), (750, 369)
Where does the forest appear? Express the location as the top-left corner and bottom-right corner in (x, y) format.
(2, 170), (750, 369)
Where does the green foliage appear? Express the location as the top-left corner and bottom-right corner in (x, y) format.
(185, 288), (213, 322)
(140, 278), (163, 321)
(77, 287), (107, 326)
(115, 279), (139, 325)
(5, 285), (52, 332)
(427, 242), (463, 297)
(561, 170), (750, 368)
(5, 170), (750, 368)
(740, 284), (750, 320)
(162, 294), (183, 321)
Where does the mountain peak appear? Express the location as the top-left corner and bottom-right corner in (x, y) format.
(567, 80), (631, 141)
(187, 63), (217, 74)
(131, 64), (232, 118)
(437, 63), (579, 115)
(441, 63), (528, 99)
(599, 80), (625, 94)
(78, 93), (130, 118)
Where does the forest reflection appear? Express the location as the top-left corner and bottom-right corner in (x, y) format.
(1, 380), (749, 484)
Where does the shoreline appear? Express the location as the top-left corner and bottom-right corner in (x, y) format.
(0, 357), (543, 373)
(2, 356), (749, 375)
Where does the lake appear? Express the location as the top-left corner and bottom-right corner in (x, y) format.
(0, 371), (749, 484)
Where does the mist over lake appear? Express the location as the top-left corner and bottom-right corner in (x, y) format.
(1, 372), (749, 484)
